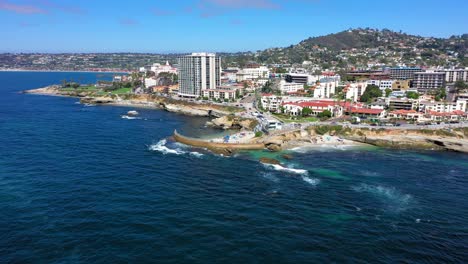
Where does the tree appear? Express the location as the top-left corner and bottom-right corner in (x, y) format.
(434, 87), (446, 101)
(454, 80), (467, 92)
(317, 110), (332, 119)
(360, 85), (382, 102)
(261, 81), (273, 93)
(385, 88), (392, 97)
(406, 91), (419, 99)
(302, 108), (313, 116)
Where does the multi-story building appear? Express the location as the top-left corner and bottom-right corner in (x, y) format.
(313, 81), (337, 98)
(279, 80), (304, 94)
(344, 82), (367, 102)
(202, 87), (240, 101)
(367, 79), (394, 90)
(388, 98), (417, 110)
(285, 73), (313, 85)
(413, 72), (446, 93)
(236, 66), (270, 81)
(437, 69), (468, 83)
(390, 67), (422, 80)
(421, 100), (467, 113)
(261, 94), (282, 112)
(178, 53), (221, 98)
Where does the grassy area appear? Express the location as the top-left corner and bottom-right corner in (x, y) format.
(60, 85), (98, 92)
(273, 114), (319, 123)
(110, 88), (132, 94)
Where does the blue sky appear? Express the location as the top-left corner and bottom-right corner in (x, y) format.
(0, 0), (467, 53)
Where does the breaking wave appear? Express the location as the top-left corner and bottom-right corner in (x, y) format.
(148, 139), (203, 157)
(264, 164), (309, 175)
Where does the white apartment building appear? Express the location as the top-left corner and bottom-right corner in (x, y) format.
(420, 99), (467, 113)
(261, 94), (282, 112)
(313, 81), (337, 98)
(437, 68), (468, 83)
(202, 88), (239, 101)
(367, 79), (394, 90)
(345, 82), (367, 102)
(178, 53), (221, 97)
(279, 80), (304, 94)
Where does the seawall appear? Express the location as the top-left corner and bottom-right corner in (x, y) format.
(173, 130), (265, 151)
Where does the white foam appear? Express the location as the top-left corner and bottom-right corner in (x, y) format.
(302, 176), (320, 186)
(148, 139), (186, 155)
(121, 115), (141, 120)
(149, 139), (204, 158)
(190, 152), (204, 157)
(265, 164), (309, 175)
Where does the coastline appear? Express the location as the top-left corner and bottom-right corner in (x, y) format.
(23, 85), (468, 154)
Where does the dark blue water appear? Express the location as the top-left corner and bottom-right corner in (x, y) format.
(1, 72), (467, 263)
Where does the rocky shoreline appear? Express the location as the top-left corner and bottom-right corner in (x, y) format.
(24, 85), (242, 117)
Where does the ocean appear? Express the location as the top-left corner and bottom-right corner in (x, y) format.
(0, 72), (467, 263)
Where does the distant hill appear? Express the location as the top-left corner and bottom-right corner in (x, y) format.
(224, 28), (468, 69)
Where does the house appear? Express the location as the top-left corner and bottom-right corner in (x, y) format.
(388, 110), (423, 121)
(345, 108), (386, 118)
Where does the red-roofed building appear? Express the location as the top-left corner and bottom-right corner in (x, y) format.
(426, 110), (467, 121)
(282, 101), (343, 116)
(388, 110), (423, 121)
(345, 107), (386, 118)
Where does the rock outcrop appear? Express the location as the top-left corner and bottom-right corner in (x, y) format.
(208, 115), (258, 130)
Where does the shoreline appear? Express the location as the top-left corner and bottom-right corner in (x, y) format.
(23, 85), (468, 154)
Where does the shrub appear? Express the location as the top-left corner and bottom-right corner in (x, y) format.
(255, 131), (263, 137)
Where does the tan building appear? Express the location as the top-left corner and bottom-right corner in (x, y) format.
(392, 80), (411, 91)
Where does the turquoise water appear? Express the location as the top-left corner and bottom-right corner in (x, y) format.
(0, 72), (467, 263)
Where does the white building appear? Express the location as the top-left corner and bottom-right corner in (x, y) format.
(313, 81), (337, 98)
(150, 61), (178, 76)
(178, 53), (221, 97)
(261, 94), (282, 112)
(236, 66), (270, 81)
(367, 80), (394, 90)
(279, 80), (304, 94)
(421, 100), (467, 113)
(202, 88), (239, 101)
(144, 77), (157, 88)
(437, 68), (468, 83)
(344, 82), (367, 102)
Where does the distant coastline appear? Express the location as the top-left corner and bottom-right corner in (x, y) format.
(0, 69), (130, 74)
